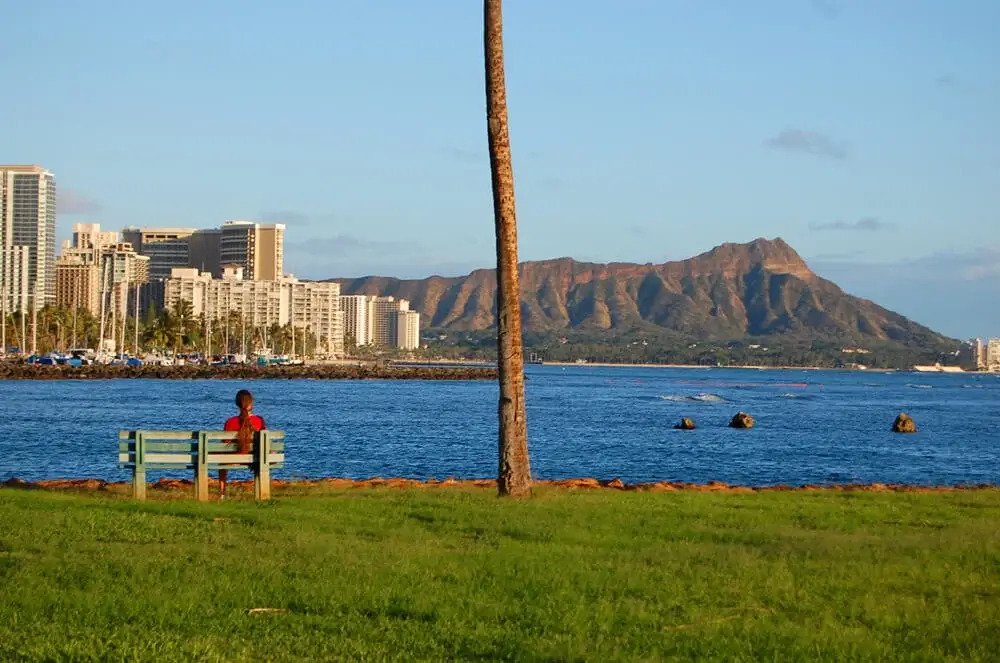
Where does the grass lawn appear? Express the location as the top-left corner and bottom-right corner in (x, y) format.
(1, 485), (999, 661)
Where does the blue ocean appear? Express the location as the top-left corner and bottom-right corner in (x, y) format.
(1, 366), (997, 485)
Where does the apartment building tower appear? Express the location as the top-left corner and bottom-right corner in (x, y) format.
(1, 165), (57, 312)
(367, 296), (409, 347)
(339, 295), (370, 347)
(56, 224), (149, 318)
(163, 267), (343, 357)
(988, 339), (1000, 372)
(122, 227), (221, 280)
(220, 221), (284, 281)
(395, 309), (421, 351)
(54, 255), (100, 315)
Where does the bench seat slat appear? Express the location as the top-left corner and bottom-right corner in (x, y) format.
(120, 463), (284, 469)
(129, 464), (195, 469)
(121, 453), (284, 464)
(119, 442), (197, 452)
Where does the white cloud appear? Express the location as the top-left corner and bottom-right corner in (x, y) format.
(764, 129), (849, 160)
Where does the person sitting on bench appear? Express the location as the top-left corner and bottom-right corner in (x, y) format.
(220, 389), (266, 499)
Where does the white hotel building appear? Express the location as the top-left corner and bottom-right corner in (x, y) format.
(339, 295), (371, 347)
(339, 294), (420, 351)
(1, 165), (57, 312)
(395, 309), (420, 351)
(164, 266), (344, 357)
(988, 338), (1000, 372)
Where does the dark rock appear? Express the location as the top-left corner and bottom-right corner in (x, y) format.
(892, 413), (917, 433)
(674, 417), (697, 430)
(729, 411), (755, 429)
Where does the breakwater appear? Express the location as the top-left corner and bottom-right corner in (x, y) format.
(0, 363), (496, 381)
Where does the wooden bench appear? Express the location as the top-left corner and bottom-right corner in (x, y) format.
(118, 430), (285, 501)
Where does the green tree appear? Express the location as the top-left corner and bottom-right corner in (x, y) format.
(168, 299), (196, 356)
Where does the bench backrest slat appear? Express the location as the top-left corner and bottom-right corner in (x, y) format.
(117, 441), (284, 453)
(118, 430), (285, 470)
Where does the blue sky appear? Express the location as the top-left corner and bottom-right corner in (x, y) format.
(3, 1), (997, 338)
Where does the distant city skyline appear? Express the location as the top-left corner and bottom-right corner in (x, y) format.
(3, 1), (997, 339)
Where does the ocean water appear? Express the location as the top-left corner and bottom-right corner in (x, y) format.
(1, 366), (998, 486)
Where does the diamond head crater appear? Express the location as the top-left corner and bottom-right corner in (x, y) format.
(332, 237), (954, 369)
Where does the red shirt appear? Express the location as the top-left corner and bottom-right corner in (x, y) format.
(224, 415), (267, 432)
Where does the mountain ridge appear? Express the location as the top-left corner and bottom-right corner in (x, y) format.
(330, 237), (952, 349)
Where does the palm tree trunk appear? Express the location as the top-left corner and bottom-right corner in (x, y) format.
(485, 0), (531, 497)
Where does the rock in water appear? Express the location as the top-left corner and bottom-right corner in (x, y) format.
(675, 417), (697, 430)
(892, 413), (917, 433)
(729, 412), (755, 429)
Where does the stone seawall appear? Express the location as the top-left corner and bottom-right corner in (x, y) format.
(0, 363), (496, 381)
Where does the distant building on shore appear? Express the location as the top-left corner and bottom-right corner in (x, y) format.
(367, 296), (420, 349)
(220, 221), (284, 281)
(1, 165), (56, 312)
(120, 221), (284, 281)
(395, 309), (420, 350)
(55, 223), (149, 319)
(339, 295), (371, 347)
(337, 294), (421, 351)
(163, 266), (343, 357)
(958, 338), (987, 371)
(987, 339), (1000, 372)
(959, 337), (1000, 372)
(121, 227), (221, 280)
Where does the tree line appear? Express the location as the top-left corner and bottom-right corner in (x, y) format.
(1, 300), (327, 359)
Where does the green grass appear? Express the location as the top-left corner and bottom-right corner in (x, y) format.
(2, 486), (999, 661)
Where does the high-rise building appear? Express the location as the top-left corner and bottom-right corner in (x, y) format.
(339, 295), (371, 347)
(959, 338), (988, 371)
(188, 228), (221, 276)
(122, 227), (196, 280)
(367, 296), (410, 347)
(72, 223), (120, 252)
(1, 246), (30, 317)
(163, 267), (342, 357)
(395, 309), (420, 350)
(987, 339), (1000, 372)
(1, 165), (56, 311)
(220, 221), (284, 281)
(56, 224), (149, 320)
(122, 226), (222, 280)
(55, 254), (100, 315)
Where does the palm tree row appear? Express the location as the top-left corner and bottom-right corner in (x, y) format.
(2, 299), (321, 359)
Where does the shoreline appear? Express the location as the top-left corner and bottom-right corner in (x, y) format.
(539, 360), (843, 370)
(401, 359), (967, 373)
(5, 476), (997, 494)
(0, 363), (496, 381)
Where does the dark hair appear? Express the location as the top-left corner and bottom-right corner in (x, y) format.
(235, 389), (255, 454)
